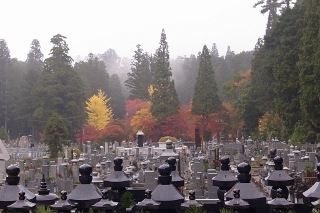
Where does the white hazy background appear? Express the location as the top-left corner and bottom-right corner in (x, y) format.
(1, 0), (268, 61)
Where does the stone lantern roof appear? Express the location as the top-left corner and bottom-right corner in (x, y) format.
(92, 189), (118, 210)
(67, 164), (102, 210)
(151, 164), (184, 210)
(180, 190), (202, 210)
(225, 162), (266, 208)
(7, 191), (36, 212)
(303, 163), (320, 205)
(213, 156), (238, 202)
(266, 156), (294, 187)
(49, 191), (75, 212)
(0, 165), (36, 209)
(104, 157), (130, 188)
(136, 189), (160, 210)
(225, 189), (249, 210)
(213, 156), (238, 188)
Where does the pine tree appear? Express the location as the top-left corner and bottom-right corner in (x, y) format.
(151, 29), (179, 122)
(86, 89), (113, 130)
(125, 44), (152, 100)
(192, 45), (221, 118)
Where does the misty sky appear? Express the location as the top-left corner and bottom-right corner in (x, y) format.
(2, 0), (268, 61)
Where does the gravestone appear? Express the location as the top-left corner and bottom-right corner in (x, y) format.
(207, 169), (218, 199)
(42, 165), (49, 179)
(49, 165), (57, 180)
(144, 170), (157, 191)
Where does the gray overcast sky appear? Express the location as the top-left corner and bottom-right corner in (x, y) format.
(2, 0), (268, 61)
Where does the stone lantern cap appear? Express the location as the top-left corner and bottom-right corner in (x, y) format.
(167, 157), (184, 188)
(225, 189), (249, 209)
(268, 189), (294, 209)
(92, 190), (118, 210)
(265, 156), (294, 187)
(49, 191), (75, 211)
(104, 157), (130, 188)
(226, 162), (266, 207)
(181, 190), (202, 210)
(212, 157), (238, 188)
(67, 164), (102, 209)
(136, 189), (160, 210)
(0, 165), (36, 208)
(7, 191), (36, 211)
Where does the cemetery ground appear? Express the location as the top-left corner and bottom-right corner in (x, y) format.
(0, 136), (319, 212)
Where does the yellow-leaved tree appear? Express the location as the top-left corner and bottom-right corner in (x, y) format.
(86, 89), (113, 130)
(130, 107), (158, 139)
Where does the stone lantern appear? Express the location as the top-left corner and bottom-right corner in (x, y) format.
(151, 163), (184, 210)
(50, 191), (75, 213)
(104, 157), (130, 202)
(135, 189), (160, 212)
(167, 156), (184, 191)
(225, 162), (266, 211)
(92, 189), (117, 212)
(7, 191), (36, 213)
(265, 156), (294, 199)
(180, 190), (202, 210)
(212, 156), (238, 202)
(160, 140), (178, 161)
(0, 165), (36, 210)
(225, 189), (249, 211)
(268, 188), (294, 212)
(35, 174), (59, 206)
(67, 164), (102, 211)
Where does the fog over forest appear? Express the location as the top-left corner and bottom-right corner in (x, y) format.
(75, 43), (253, 103)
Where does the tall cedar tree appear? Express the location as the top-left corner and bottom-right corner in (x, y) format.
(297, 0), (320, 141)
(272, 5), (304, 139)
(44, 113), (68, 159)
(151, 29), (179, 122)
(192, 45), (221, 118)
(109, 74), (125, 119)
(0, 39), (10, 131)
(16, 39), (44, 137)
(26, 39), (44, 71)
(74, 53), (110, 98)
(0, 40), (11, 131)
(32, 34), (85, 140)
(125, 44), (152, 100)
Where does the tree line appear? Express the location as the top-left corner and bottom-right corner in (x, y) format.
(0, 27), (253, 155)
(227, 0), (320, 145)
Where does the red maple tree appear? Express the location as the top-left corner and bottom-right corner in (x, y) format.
(99, 124), (125, 142)
(75, 125), (99, 143)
